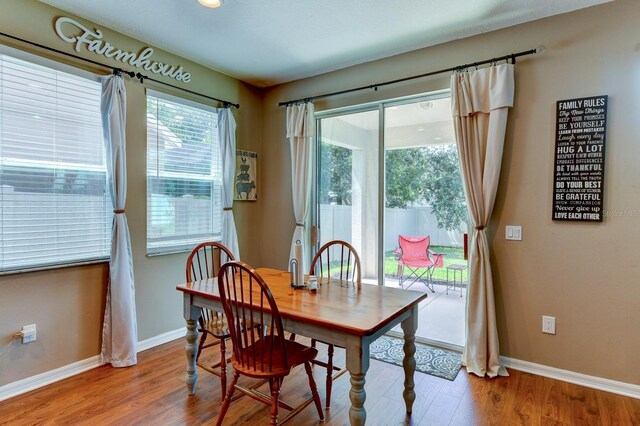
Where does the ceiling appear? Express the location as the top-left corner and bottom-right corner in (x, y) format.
(325, 97), (455, 150)
(39, 0), (610, 88)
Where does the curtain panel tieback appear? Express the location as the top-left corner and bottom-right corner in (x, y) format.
(223, 207), (233, 211)
(296, 222), (305, 227)
(100, 73), (137, 368)
(451, 62), (513, 378)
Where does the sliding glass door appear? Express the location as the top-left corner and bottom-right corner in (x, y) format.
(383, 96), (467, 348)
(315, 91), (468, 349)
(316, 109), (379, 282)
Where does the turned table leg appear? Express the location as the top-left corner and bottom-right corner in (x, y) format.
(346, 337), (370, 425)
(401, 306), (418, 415)
(184, 303), (201, 395)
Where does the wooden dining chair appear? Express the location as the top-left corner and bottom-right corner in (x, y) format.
(215, 261), (324, 425)
(309, 240), (361, 410)
(185, 241), (234, 401)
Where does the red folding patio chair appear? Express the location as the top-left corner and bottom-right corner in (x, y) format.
(396, 235), (445, 292)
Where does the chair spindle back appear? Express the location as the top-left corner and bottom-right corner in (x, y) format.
(186, 242), (234, 282)
(218, 261), (288, 373)
(310, 240), (361, 288)
(186, 242), (235, 325)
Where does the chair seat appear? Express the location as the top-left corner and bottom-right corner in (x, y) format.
(398, 258), (435, 268)
(198, 317), (230, 338)
(199, 317), (258, 339)
(232, 338), (318, 378)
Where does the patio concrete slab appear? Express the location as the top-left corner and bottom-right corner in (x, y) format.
(366, 277), (466, 347)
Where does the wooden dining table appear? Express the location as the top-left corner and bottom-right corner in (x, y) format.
(176, 267), (428, 425)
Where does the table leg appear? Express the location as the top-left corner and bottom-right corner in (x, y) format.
(185, 303), (201, 395)
(401, 306), (418, 415)
(345, 337), (370, 426)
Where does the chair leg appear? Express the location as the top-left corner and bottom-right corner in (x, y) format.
(270, 378), (281, 426)
(325, 344), (334, 410)
(304, 361), (324, 420)
(311, 339), (316, 348)
(289, 333), (296, 341)
(216, 372), (239, 426)
(219, 338), (227, 401)
(196, 332), (207, 362)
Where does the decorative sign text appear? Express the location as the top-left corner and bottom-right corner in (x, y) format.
(54, 17), (191, 83)
(552, 95), (608, 222)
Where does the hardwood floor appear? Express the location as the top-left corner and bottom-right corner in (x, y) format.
(1, 338), (638, 425)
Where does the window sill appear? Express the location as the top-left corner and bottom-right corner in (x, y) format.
(0, 258), (110, 276)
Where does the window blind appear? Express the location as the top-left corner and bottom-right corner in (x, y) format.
(146, 91), (222, 255)
(0, 53), (111, 273)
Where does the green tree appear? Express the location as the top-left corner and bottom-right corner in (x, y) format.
(319, 143), (352, 205)
(385, 147), (428, 208)
(420, 145), (467, 231)
(385, 145), (466, 231)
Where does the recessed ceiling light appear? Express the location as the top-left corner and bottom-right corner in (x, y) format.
(198, 0), (222, 8)
(417, 127), (425, 132)
(419, 101), (434, 110)
(433, 137), (442, 140)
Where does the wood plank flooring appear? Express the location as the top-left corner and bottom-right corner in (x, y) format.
(0, 338), (638, 425)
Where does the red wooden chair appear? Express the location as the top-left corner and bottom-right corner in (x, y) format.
(308, 240), (360, 410)
(215, 261), (324, 425)
(185, 242), (234, 400)
(397, 235), (445, 292)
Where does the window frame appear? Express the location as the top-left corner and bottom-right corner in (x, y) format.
(145, 89), (223, 256)
(0, 45), (111, 275)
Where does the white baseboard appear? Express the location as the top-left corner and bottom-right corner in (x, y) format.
(137, 327), (186, 353)
(0, 355), (104, 402)
(0, 327), (187, 402)
(4, 331), (637, 402)
(501, 356), (640, 399)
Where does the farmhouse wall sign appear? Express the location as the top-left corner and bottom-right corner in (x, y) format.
(552, 95), (608, 222)
(54, 17), (191, 83)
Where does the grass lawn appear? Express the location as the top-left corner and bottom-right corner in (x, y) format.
(385, 245), (466, 282)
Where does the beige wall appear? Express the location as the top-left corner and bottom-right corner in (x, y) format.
(261, 0), (640, 384)
(2, 0), (638, 390)
(0, 0), (262, 386)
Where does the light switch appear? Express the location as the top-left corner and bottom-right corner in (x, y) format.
(505, 225), (522, 241)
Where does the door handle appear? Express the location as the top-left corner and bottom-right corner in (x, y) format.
(311, 225), (317, 247)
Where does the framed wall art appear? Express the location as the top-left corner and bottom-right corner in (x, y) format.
(552, 95), (607, 222)
(234, 150), (257, 201)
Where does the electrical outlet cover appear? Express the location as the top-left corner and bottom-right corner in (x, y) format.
(542, 315), (556, 334)
(21, 324), (37, 343)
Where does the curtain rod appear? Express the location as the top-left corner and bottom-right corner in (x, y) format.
(278, 46), (545, 107)
(0, 31), (240, 109)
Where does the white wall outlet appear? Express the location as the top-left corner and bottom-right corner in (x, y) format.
(505, 225), (522, 240)
(542, 316), (556, 334)
(21, 324), (37, 344)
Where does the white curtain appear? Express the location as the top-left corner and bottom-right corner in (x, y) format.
(100, 74), (137, 367)
(218, 107), (240, 259)
(451, 63), (514, 377)
(286, 103), (315, 270)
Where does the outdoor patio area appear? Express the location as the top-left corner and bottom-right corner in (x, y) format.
(389, 278), (466, 347)
(361, 246), (468, 347)
(362, 274), (467, 348)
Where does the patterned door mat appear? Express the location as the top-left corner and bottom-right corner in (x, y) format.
(370, 335), (462, 381)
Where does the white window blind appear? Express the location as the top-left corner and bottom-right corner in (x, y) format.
(0, 53), (111, 273)
(146, 91), (222, 255)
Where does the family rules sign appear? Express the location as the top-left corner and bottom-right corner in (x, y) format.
(552, 95), (608, 222)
